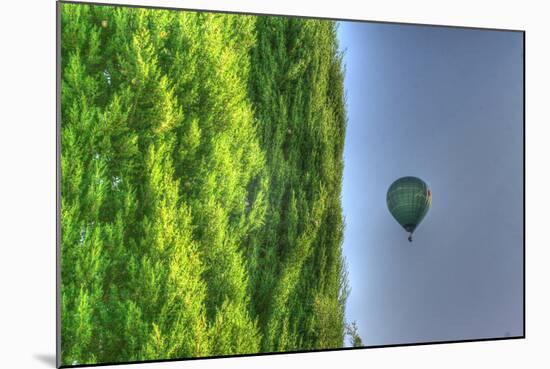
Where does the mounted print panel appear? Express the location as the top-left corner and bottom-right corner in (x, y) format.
(57, 1), (524, 367)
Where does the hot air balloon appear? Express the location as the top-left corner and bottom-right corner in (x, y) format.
(386, 176), (432, 242)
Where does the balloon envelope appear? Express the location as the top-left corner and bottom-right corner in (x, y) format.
(386, 176), (431, 237)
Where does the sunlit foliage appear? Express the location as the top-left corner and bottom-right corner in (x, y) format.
(60, 3), (351, 365)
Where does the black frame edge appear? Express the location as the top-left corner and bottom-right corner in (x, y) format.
(56, 1), (62, 368)
(57, 0), (525, 33)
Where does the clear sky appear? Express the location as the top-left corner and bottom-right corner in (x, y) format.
(337, 21), (523, 346)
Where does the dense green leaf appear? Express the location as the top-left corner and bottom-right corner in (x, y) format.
(60, 4), (352, 365)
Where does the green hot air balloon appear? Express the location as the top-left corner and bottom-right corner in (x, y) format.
(386, 176), (432, 242)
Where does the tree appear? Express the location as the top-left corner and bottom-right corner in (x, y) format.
(60, 3), (350, 365)
(345, 321), (364, 347)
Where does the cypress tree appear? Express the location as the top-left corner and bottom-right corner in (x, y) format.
(60, 3), (350, 365)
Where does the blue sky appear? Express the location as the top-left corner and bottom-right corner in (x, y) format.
(337, 21), (523, 346)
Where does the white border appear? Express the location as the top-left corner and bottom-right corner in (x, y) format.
(1, 1), (548, 368)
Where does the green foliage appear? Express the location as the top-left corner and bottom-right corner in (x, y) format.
(248, 16), (349, 352)
(345, 321), (364, 347)
(60, 3), (349, 366)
